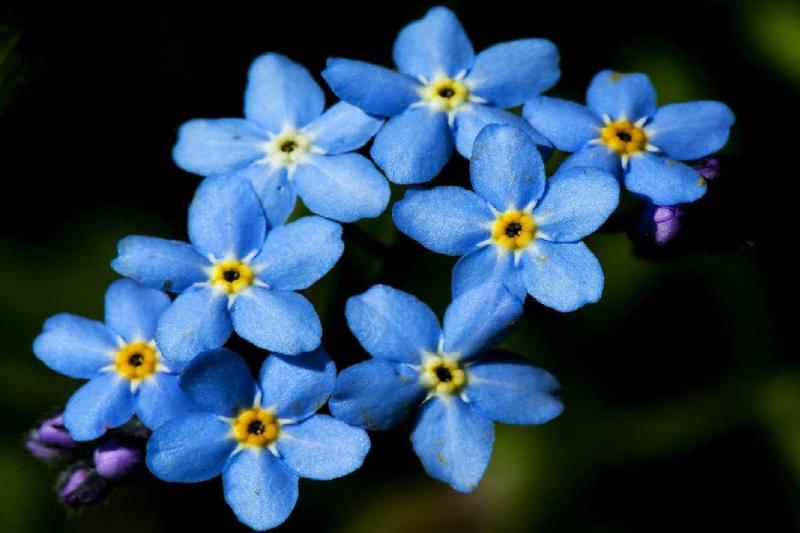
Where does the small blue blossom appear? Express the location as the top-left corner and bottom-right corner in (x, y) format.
(173, 53), (390, 224)
(322, 6), (559, 184)
(393, 124), (619, 313)
(33, 279), (196, 441)
(523, 70), (735, 205)
(111, 176), (343, 361)
(329, 283), (562, 492)
(147, 348), (369, 531)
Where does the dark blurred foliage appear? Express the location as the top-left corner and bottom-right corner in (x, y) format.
(0, 1), (796, 531)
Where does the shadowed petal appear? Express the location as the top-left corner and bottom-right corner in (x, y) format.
(222, 449), (299, 531)
(411, 396), (494, 493)
(329, 359), (426, 429)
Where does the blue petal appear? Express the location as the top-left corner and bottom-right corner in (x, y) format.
(522, 96), (601, 151)
(172, 119), (267, 177)
(230, 287), (321, 355)
(467, 39), (560, 107)
(392, 6), (474, 79)
(345, 284), (440, 364)
(232, 165), (296, 227)
(277, 414), (370, 480)
(442, 283), (523, 358)
(33, 314), (116, 379)
(305, 101), (384, 154)
(469, 123), (547, 210)
(64, 373), (134, 441)
(292, 154), (390, 222)
(534, 166), (619, 242)
(322, 58), (419, 117)
(258, 349), (335, 421)
(146, 412), (235, 482)
(244, 53), (324, 131)
(104, 279), (170, 343)
(188, 176), (266, 260)
(155, 286), (233, 362)
(625, 153), (707, 205)
(648, 101), (735, 160)
(451, 246), (526, 300)
(330, 359), (426, 430)
(557, 144), (623, 179)
(521, 240), (603, 312)
(453, 103), (551, 159)
(223, 449), (299, 531)
(392, 186), (492, 255)
(135, 373), (197, 430)
(178, 348), (256, 417)
(251, 216), (343, 291)
(586, 70), (657, 121)
(411, 396), (494, 493)
(112, 236), (208, 293)
(466, 351), (563, 425)
(371, 107), (453, 184)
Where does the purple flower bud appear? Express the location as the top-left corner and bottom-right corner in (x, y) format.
(25, 438), (63, 460)
(58, 467), (107, 506)
(93, 438), (142, 480)
(693, 157), (720, 181)
(36, 414), (75, 448)
(641, 204), (684, 245)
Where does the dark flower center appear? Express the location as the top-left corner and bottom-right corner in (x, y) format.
(616, 131), (632, 142)
(438, 87), (456, 99)
(280, 140), (298, 153)
(247, 421), (265, 435)
(128, 353), (144, 367)
(435, 366), (453, 382)
(223, 269), (241, 282)
(504, 221), (523, 238)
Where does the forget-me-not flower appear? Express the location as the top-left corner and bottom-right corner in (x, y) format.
(393, 124), (619, 312)
(33, 279), (196, 441)
(147, 348), (369, 531)
(322, 6), (559, 184)
(523, 70), (735, 205)
(173, 53), (390, 224)
(112, 176), (343, 361)
(329, 283), (562, 492)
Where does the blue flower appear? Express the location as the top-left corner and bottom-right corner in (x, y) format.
(523, 69), (735, 205)
(322, 6), (559, 185)
(393, 124), (619, 312)
(112, 176), (343, 360)
(329, 283), (562, 492)
(33, 279), (196, 441)
(173, 53), (390, 224)
(147, 348), (369, 531)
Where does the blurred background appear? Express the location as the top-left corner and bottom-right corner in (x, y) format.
(0, 1), (796, 531)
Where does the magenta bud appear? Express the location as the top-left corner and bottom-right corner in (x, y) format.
(640, 204), (684, 245)
(693, 157), (720, 181)
(58, 467), (107, 506)
(36, 415), (75, 448)
(93, 438), (142, 480)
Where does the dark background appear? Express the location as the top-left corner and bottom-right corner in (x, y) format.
(1, 1), (796, 531)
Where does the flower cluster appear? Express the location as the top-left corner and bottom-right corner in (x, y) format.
(29, 6), (734, 530)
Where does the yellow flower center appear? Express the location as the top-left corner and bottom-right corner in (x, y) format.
(209, 260), (254, 295)
(421, 355), (467, 395)
(421, 77), (470, 111)
(599, 119), (648, 155)
(232, 407), (280, 447)
(266, 129), (312, 168)
(492, 210), (536, 251)
(114, 341), (159, 381)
